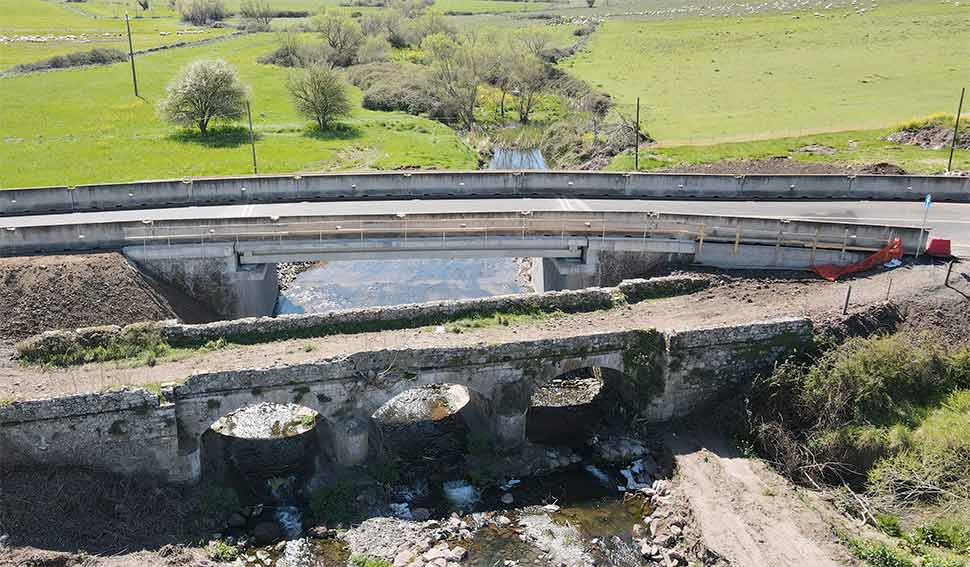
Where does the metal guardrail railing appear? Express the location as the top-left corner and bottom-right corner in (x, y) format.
(122, 212), (905, 257)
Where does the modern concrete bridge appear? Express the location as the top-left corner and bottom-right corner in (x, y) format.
(2, 171), (964, 318)
(0, 208), (922, 317)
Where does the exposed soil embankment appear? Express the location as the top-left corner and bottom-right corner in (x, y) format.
(0, 253), (212, 342)
(886, 123), (970, 151)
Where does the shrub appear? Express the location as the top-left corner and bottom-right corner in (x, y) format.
(208, 539), (241, 561)
(801, 333), (950, 428)
(11, 48), (128, 73)
(176, 0), (226, 25)
(348, 62), (438, 115)
(357, 34), (391, 64)
(287, 65), (352, 130)
(309, 481), (356, 523)
(197, 483), (240, 521)
(258, 32), (332, 68)
(867, 389), (970, 504)
(158, 59), (248, 134)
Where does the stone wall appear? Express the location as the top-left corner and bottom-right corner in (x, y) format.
(1, 316), (811, 484)
(647, 317), (812, 421)
(0, 388), (194, 482)
(16, 276), (711, 361)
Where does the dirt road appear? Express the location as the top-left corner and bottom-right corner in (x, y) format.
(670, 428), (865, 567)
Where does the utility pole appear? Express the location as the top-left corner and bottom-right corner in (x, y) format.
(634, 97), (640, 171)
(947, 87), (965, 173)
(246, 101), (258, 175)
(125, 13), (139, 98)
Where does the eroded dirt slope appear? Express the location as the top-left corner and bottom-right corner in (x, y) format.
(0, 253), (180, 341)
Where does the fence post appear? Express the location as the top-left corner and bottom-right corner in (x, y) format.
(842, 285), (852, 315)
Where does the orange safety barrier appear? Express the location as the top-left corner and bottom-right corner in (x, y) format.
(812, 238), (903, 282)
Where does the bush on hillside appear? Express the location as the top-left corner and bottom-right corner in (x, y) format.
(347, 62), (439, 115)
(11, 48), (128, 73)
(747, 334), (970, 498)
(176, 0), (226, 25)
(258, 33), (332, 68)
(867, 390), (970, 505)
(801, 333), (952, 429)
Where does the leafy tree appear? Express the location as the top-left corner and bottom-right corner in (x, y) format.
(288, 66), (352, 130)
(509, 52), (549, 124)
(158, 59), (248, 134)
(423, 33), (487, 129)
(314, 10), (364, 67)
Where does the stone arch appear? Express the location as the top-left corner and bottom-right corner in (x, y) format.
(367, 383), (493, 472)
(198, 401), (328, 483)
(526, 359), (637, 446)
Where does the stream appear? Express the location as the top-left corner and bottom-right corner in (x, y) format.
(275, 148), (547, 315)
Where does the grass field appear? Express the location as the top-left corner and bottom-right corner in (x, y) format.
(607, 128), (970, 174)
(0, 33), (477, 188)
(0, 0), (234, 69)
(564, 0), (970, 142)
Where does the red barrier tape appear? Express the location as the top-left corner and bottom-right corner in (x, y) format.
(812, 239), (903, 282)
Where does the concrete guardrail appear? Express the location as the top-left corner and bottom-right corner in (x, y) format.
(1, 171), (967, 217)
(0, 210), (926, 257)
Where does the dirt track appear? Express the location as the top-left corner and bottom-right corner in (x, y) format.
(670, 428), (867, 567)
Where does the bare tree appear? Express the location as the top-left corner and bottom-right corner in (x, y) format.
(158, 59), (248, 134)
(175, 0), (226, 25)
(288, 66), (352, 130)
(313, 10), (364, 67)
(239, 0), (273, 30)
(514, 26), (552, 58)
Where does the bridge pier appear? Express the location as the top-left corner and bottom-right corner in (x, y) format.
(533, 242), (695, 292)
(332, 418), (369, 466)
(124, 243), (278, 319)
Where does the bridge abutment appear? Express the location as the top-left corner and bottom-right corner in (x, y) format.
(123, 243), (278, 319)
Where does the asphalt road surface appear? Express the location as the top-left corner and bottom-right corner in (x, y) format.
(3, 198), (968, 255)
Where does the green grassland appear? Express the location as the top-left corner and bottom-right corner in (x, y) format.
(0, 0), (234, 69)
(0, 33), (477, 188)
(564, 0), (970, 142)
(608, 128), (970, 174)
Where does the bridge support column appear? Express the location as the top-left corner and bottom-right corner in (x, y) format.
(124, 243), (278, 319)
(533, 247), (693, 292)
(492, 410), (527, 450)
(333, 418), (369, 466)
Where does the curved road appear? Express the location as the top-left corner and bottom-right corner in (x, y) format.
(2, 198), (968, 255)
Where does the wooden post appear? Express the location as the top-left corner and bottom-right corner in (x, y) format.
(125, 13), (139, 97)
(948, 87), (965, 173)
(842, 285), (852, 315)
(246, 101), (258, 175)
(634, 97), (640, 171)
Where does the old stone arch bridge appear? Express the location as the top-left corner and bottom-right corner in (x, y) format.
(0, 318), (810, 484)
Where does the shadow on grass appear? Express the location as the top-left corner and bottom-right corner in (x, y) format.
(304, 122), (362, 141)
(169, 125), (256, 148)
